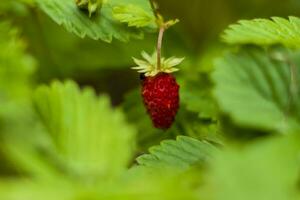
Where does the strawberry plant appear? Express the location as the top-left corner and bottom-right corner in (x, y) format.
(1, 0), (300, 200)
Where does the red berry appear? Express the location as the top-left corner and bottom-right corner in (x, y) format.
(141, 73), (180, 129)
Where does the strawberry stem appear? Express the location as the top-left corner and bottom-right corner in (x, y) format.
(157, 26), (165, 71)
(149, 0), (177, 71)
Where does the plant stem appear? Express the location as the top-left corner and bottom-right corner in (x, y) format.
(157, 26), (165, 70)
(149, 0), (166, 71)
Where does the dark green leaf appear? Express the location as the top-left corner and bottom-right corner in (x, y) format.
(36, 0), (154, 42)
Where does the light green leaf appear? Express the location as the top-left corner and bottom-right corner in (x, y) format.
(0, 22), (37, 137)
(0, 168), (201, 200)
(0, 22), (36, 102)
(2, 138), (60, 180)
(113, 4), (155, 28)
(0, 180), (75, 200)
(137, 136), (218, 170)
(36, 0), (154, 42)
(212, 48), (300, 132)
(209, 135), (300, 200)
(34, 81), (136, 178)
(222, 16), (300, 48)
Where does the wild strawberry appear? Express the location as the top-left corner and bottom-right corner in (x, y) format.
(132, 51), (184, 129)
(141, 73), (179, 129)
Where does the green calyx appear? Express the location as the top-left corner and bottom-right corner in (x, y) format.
(75, 0), (105, 17)
(132, 51), (184, 77)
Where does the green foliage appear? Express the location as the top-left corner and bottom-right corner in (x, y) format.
(181, 83), (217, 120)
(223, 17), (300, 48)
(0, 169), (201, 200)
(209, 134), (300, 200)
(34, 81), (136, 178)
(3, 1), (300, 200)
(0, 22), (35, 101)
(36, 0), (154, 42)
(22, 13), (157, 80)
(0, 0), (34, 16)
(0, 21), (37, 141)
(180, 72), (217, 120)
(137, 136), (218, 170)
(113, 4), (155, 28)
(212, 47), (300, 132)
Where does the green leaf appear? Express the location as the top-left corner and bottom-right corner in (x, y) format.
(113, 4), (155, 28)
(36, 0), (154, 42)
(0, 180), (74, 200)
(137, 136), (218, 170)
(33, 81), (136, 178)
(180, 77), (217, 120)
(0, 21), (36, 102)
(0, 22), (37, 138)
(2, 138), (60, 179)
(212, 48), (300, 132)
(222, 16), (300, 48)
(0, 168), (201, 200)
(209, 135), (300, 200)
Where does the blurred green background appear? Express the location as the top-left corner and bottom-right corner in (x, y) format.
(1, 2), (300, 199)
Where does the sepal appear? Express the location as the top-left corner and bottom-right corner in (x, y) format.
(132, 51), (184, 77)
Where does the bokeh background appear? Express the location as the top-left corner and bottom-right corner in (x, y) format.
(0, 1), (300, 193)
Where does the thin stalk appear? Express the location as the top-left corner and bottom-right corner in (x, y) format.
(157, 26), (165, 71)
(149, 0), (166, 71)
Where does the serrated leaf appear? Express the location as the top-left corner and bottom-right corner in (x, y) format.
(33, 81), (136, 178)
(113, 4), (155, 28)
(209, 135), (300, 200)
(36, 0), (154, 42)
(212, 48), (300, 132)
(223, 16), (300, 48)
(137, 136), (217, 170)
